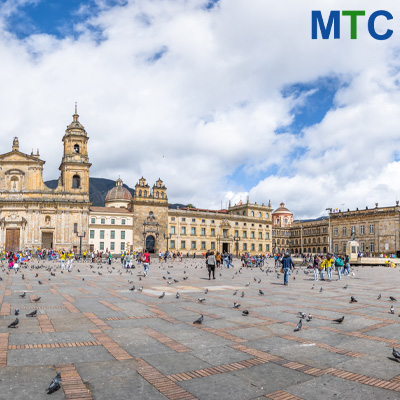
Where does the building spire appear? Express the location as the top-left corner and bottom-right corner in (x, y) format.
(73, 102), (79, 122)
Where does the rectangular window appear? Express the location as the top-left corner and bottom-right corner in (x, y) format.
(90, 230), (95, 239)
(243, 243), (247, 251)
(251, 231), (255, 239)
(100, 242), (104, 251)
(235, 230), (238, 237)
(360, 242), (365, 252)
(334, 244), (338, 253)
(121, 242), (125, 251)
(342, 243), (346, 253)
(170, 240), (175, 249)
(181, 227), (186, 235)
(110, 230), (115, 239)
(370, 225), (374, 234)
(201, 228), (205, 236)
(191, 241), (196, 249)
(258, 232), (262, 239)
(360, 225), (365, 235)
(211, 242), (215, 250)
(342, 227), (346, 236)
(223, 229), (228, 238)
(181, 240), (186, 249)
(110, 242), (115, 251)
(211, 220), (215, 224)
(334, 228), (338, 236)
(91, 217), (95, 224)
(251, 244), (255, 251)
(74, 223), (78, 233)
(182, 218), (186, 222)
(111, 219), (115, 225)
(122, 219), (126, 225)
(243, 231), (247, 238)
(211, 228), (215, 237)
(266, 232), (269, 239)
(121, 231), (125, 239)
(201, 241), (206, 250)
(258, 244), (262, 251)
(235, 222), (238, 226)
(171, 217), (175, 221)
(100, 230), (105, 239)
(191, 227), (196, 235)
(266, 244), (270, 251)
(170, 226), (175, 234)
(202, 219), (205, 223)
(370, 242), (375, 252)
(192, 218), (196, 222)
(101, 218), (105, 224)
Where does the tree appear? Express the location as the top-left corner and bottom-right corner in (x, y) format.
(186, 204), (196, 208)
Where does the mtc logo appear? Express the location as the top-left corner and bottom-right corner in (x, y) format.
(312, 10), (393, 40)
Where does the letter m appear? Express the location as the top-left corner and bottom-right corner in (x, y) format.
(312, 11), (340, 39)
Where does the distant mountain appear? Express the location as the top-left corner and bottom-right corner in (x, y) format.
(45, 177), (135, 206)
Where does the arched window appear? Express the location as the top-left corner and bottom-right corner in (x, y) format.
(72, 175), (80, 189)
(144, 191), (147, 197)
(156, 192), (159, 198)
(251, 211), (254, 217)
(11, 176), (19, 190)
(139, 190), (142, 197)
(161, 192), (164, 198)
(74, 144), (80, 154)
(243, 211), (245, 215)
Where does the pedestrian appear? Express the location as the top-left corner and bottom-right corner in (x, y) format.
(207, 251), (216, 280)
(280, 252), (295, 286)
(343, 254), (350, 275)
(326, 254), (334, 281)
(142, 249), (150, 276)
(319, 255), (326, 280)
(60, 251), (66, 270)
(335, 255), (343, 280)
(215, 252), (221, 268)
(313, 255), (320, 281)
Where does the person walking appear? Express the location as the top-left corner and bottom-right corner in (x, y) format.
(215, 252), (221, 268)
(319, 255), (326, 280)
(207, 251), (216, 280)
(142, 249), (150, 276)
(313, 255), (320, 281)
(326, 254), (334, 281)
(343, 254), (350, 275)
(60, 251), (66, 270)
(335, 255), (343, 280)
(281, 252), (295, 286)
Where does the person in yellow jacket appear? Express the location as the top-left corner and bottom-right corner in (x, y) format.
(319, 255), (326, 280)
(60, 251), (66, 269)
(325, 254), (334, 281)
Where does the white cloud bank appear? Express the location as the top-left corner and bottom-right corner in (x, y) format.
(0, 0), (400, 218)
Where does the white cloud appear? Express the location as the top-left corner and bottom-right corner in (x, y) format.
(0, 0), (399, 218)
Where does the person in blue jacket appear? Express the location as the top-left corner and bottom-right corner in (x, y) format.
(281, 252), (295, 286)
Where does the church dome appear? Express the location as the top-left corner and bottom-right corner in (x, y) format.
(273, 202), (292, 214)
(105, 178), (132, 202)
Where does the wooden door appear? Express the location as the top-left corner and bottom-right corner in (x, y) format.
(42, 232), (53, 249)
(6, 229), (20, 253)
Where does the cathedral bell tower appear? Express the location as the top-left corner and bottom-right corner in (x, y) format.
(59, 105), (91, 197)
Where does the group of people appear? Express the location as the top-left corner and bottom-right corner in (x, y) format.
(312, 254), (350, 281)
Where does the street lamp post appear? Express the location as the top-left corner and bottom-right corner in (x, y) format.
(76, 231), (86, 259)
(164, 233), (172, 252)
(233, 236), (240, 258)
(300, 225), (303, 256)
(326, 208), (332, 253)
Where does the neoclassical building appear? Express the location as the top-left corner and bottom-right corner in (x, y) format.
(0, 107), (90, 252)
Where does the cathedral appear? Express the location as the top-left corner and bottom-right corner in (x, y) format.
(0, 107), (90, 252)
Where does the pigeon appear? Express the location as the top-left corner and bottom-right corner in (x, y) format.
(390, 296), (397, 301)
(205, 288), (208, 294)
(242, 310), (249, 316)
(159, 292), (165, 299)
(299, 312), (306, 319)
(176, 292), (180, 299)
(198, 298), (206, 303)
(311, 285), (314, 290)
(350, 296), (357, 303)
(14, 308), (19, 316)
(33, 297), (41, 302)
(38, 280), (42, 285)
(129, 285), (135, 291)
(319, 287), (323, 292)
(183, 276), (188, 280)
(174, 279), (179, 283)
(259, 290), (264, 295)
(306, 314), (312, 322)
(193, 315), (203, 324)
(20, 292), (26, 298)
(138, 286), (143, 292)
(47, 371), (62, 394)
(294, 319), (302, 332)
(245, 282), (250, 287)
(233, 290), (237, 296)
(8, 318), (19, 328)
(377, 294), (381, 300)
(393, 348), (400, 362)
(391, 305), (395, 314)
(333, 316), (345, 323)
(343, 285), (348, 289)
(26, 310), (37, 317)
(240, 292), (245, 298)
(233, 302), (240, 309)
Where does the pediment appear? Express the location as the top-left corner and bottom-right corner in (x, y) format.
(0, 151), (45, 165)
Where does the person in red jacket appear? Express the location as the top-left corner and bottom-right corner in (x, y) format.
(142, 249), (150, 276)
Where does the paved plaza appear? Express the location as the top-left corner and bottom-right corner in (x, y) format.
(1, 258), (400, 399)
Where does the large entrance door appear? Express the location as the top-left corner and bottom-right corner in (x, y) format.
(42, 232), (53, 249)
(222, 243), (229, 253)
(146, 235), (155, 253)
(6, 229), (20, 253)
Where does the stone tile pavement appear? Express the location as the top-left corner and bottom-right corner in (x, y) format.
(0, 257), (400, 399)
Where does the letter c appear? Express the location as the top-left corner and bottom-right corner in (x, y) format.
(368, 10), (393, 40)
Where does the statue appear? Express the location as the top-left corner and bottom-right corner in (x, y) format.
(351, 226), (355, 241)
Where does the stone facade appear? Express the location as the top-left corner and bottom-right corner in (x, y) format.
(0, 107), (90, 252)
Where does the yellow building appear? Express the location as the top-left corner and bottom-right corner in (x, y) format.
(0, 106), (90, 252)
